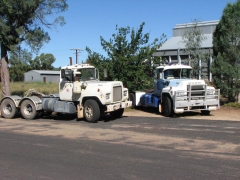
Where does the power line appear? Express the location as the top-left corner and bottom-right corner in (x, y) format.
(70, 48), (84, 64)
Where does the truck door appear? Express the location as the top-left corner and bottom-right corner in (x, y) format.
(154, 68), (165, 96)
(59, 69), (74, 101)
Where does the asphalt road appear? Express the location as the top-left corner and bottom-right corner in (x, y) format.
(0, 115), (239, 180)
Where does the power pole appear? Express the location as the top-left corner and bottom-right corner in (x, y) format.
(70, 48), (84, 64)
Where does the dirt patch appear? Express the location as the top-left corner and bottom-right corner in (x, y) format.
(123, 106), (240, 121)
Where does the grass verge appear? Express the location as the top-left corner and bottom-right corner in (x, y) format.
(223, 102), (240, 108)
(0, 82), (59, 99)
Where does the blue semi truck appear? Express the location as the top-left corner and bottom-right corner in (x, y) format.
(129, 63), (220, 116)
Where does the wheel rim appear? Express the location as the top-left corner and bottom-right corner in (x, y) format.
(23, 103), (33, 115)
(3, 103), (13, 115)
(85, 105), (93, 119)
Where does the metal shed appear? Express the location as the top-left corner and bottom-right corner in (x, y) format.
(153, 20), (219, 81)
(24, 70), (60, 83)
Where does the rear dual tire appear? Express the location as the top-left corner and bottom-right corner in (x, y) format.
(0, 98), (19, 119)
(20, 100), (39, 120)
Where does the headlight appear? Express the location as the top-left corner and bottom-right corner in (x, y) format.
(123, 90), (128, 96)
(176, 91), (187, 97)
(207, 89), (215, 95)
(106, 93), (110, 100)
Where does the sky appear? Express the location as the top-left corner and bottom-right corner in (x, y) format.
(35, 0), (235, 68)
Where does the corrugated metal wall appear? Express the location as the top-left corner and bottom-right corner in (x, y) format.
(24, 71), (60, 83)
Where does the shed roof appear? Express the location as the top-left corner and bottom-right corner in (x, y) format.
(25, 70), (60, 75)
(157, 34), (213, 51)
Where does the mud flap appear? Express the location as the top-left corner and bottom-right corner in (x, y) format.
(77, 104), (84, 118)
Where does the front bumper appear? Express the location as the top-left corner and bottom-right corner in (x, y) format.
(173, 89), (220, 114)
(174, 99), (220, 114)
(106, 100), (132, 112)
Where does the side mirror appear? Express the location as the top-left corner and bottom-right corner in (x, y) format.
(164, 80), (170, 86)
(61, 69), (65, 79)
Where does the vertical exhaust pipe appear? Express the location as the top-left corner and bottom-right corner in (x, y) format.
(69, 57), (72, 66)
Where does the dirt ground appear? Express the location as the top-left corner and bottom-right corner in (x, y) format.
(123, 106), (240, 121)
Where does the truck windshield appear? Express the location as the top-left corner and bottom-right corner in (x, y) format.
(79, 68), (96, 81)
(181, 68), (192, 79)
(164, 68), (192, 79)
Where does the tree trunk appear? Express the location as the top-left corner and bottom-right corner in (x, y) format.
(1, 57), (11, 98)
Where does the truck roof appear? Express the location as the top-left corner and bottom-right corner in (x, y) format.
(156, 64), (192, 70)
(61, 63), (95, 70)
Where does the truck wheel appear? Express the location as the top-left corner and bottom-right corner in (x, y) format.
(201, 110), (210, 115)
(0, 98), (18, 119)
(20, 100), (38, 120)
(164, 96), (173, 117)
(83, 99), (100, 123)
(129, 93), (136, 109)
(110, 108), (124, 119)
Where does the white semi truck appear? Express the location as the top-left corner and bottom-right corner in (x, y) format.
(129, 63), (220, 116)
(0, 64), (132, 122)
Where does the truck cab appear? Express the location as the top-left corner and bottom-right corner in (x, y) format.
(58, 64), (132, 122)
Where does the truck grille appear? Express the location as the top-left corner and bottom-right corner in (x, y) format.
(188, 85), (205, 96)
(113, 86), (122, 102)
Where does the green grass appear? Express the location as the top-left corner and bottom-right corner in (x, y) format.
(223, 102), (240, 108)
(0, 82), (59, 99)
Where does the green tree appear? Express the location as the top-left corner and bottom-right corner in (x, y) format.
(0, 0), (68, 52)
(30, 53), (56, 70)
(87, 22), (166, 92)
(9, 47), (32, 81)
(0, 0), (68, 97)
(181, 19), (208, 79)
(212, 0), (240, 102)
(86, 47), (110, 80)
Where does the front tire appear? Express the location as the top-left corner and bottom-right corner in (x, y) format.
(0, 98), (18, 119)
(20, 100), (38, 120)
(164, 96), (173, 117)
(110, 108), (124, 119)
(129, 93), (136, 109)
(83, 99), (100, 123)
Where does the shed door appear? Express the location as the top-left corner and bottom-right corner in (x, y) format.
(43, 77), (46, 83)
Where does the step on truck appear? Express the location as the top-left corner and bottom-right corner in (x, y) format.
(0, 63), (132, 122)
(129, 63), (220, 116)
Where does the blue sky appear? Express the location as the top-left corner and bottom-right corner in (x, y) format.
(37, 0), (234, 68)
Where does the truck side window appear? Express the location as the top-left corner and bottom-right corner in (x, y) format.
(61, 69), (65, 79)
(64, 69), (73, 81)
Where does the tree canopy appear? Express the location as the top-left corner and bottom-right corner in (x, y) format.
(181, 20), (208, 79)
(0, 0), (68, 97)
(212, 0), (240, 102)
(9, 47), (32, 81)
(0, 0), (68, 52)
(9, 51), (56, 81)
(86, 22), (166, 92)
(30, 53), (56, 70)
